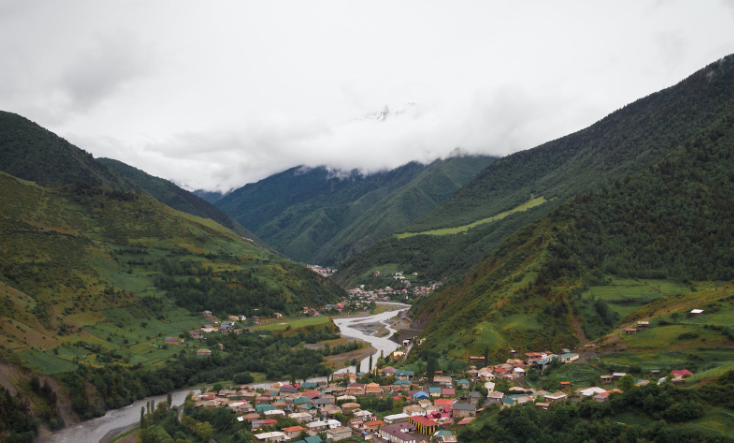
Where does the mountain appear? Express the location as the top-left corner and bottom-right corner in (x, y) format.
(412, 101), (734, 360)
(0, 111), (136, 191)
(0, 115), (343, 389)
(193, 189), (225, 203)
(97, 158), (263, 245)
(215, 156), (494, 264)
(335, 54), (734, 287)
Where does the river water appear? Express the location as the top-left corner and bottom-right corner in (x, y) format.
(35, 303), (409, 443)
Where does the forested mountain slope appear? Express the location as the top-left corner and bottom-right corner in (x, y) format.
(335, 54), (734, 286)
(413, 108), (734, 357)
(98, 158), (263, 245)
(216, 156), (493, 264)
(0, 112), (136, 191)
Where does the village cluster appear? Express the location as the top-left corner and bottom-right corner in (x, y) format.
(188, 349), (700, 443)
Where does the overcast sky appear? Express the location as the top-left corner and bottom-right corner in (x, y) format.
(2, 1), (733, 191)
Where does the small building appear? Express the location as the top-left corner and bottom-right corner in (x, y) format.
(485, 391), (504, 404)
(535, 402), (550, 411)
(625, 328), (637, 334)
(195, 348), (212, 356)
(189, 331), (204, 339)
(409, 416), (437, 435)
(452, 403), (477, 418)
(253, 431), (287, 442)
(202, 310), (213, 317)
(364, 420), (386, 431)
(690, 309), (704, 317)
(637, 321), (650, 329)
(326, 427), (352, 441)
(164, 337), (179, 345)
(283, 426), (305, 438)
(543, 392), (568, 403)
(384, 413), (411, 424)
(600, 375), (613, 384)
(561, 353), (579, 363)
(559, 381), (571, 390)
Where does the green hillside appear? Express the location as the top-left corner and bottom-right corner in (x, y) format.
(412, 107), (734, 362)
(216, 156), (493, 264)
(97, 158), (263, 245)
(335, 54), (734, 286)
(0, 171), (342, 368)
(0, 111), (136, 191)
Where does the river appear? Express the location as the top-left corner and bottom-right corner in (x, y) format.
(35, 303), (410, 443)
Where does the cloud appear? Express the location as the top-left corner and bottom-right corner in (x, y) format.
(3, 1), (734, 192)
(57, 32), (156, 113)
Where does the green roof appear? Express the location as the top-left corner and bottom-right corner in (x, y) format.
(255, 404), (276, 412)
(305, 436), (323, 443)
(457, 379), (470, 384)
(300, 382), (317, 389)
(394, 380), (411, 385)
(294, 397), (311, 404)
(429, 386), (441, 393)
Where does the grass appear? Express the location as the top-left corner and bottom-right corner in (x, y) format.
(251, 316), (331, 332)
(20, 349), (79, 374)
(395, 196), (547, 238)
(530, 363), (607, 388)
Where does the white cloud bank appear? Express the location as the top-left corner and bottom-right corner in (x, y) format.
(1, 1), (733, 191)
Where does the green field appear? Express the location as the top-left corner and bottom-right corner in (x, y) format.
(395, 196), (547, 238)
(251, 315), (331, 331)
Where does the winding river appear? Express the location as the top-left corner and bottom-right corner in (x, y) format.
(35, 302), (410, 443)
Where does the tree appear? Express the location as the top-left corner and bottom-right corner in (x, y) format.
(140, 406), (145, 428)
(369, 355), (373, 373)
(618, 374), (636, 392)
(166, 392), (172, 407)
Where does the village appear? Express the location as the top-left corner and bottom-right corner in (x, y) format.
(184, 314), (700, 443)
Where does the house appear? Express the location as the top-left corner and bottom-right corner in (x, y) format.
(543, 392), (568, 403)
(612, 372), (627, 379)
(283, 426), (305, 438)
(379, 423), (421, 443)
(409, 416), (437, 435)
(288, 412), (314, 423)
(578, 387), (606, 397)
(202, 310), (213, 317)
(561, 353), (579, 363)
(274, 313), (283, 319)
(559, 381), (571, 390)
(599, 375), (613, 384)
(671, 369), (694, 378)
(341, 402), (361, 414)
(403, 404), (426, 416)
(189, 331), (204, 339)
(428, 386), (441, 397)
(452, 403), (477, 418)
(637, 321), (650, 329)
(513, 367), (526, 377)
(690, 309), (704, 317)
(535, 402), (550, 411)
(326, 427), (352, 441)
(364, 420), (386, 431)
(412, 391), (429, 400)
(384, 413), (410, 424)
(305, 420), (329, 432)
(366, 383), (383, 396)
(396, 369), (414, 380)
(432, 375), (453, 387)
(485, 391), (504, 404)
(164, 337), (179, 345)
(625, 328), (637, 334)
(195, 349), (212, 356)
(441, 388), (455, 397)
(201, 324), (216, 333)
(456, 379), (470, 389)
(253, 431), (287, 442)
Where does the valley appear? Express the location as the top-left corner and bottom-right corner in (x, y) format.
(0, 54), (733, 443)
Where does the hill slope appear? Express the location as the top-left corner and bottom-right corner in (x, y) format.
(97, 158), (263, 244)
(413, 107), (734, 359)
(335, 54), (734, 286)
(0, 171), (343, 370)
(216, 156), (494, 264)
(0, 111), (135, 191)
